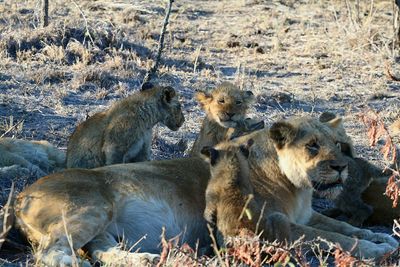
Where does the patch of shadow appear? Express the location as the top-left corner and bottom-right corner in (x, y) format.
(152, 137), (187, 160)
(0, 73), (12, 81)
(186, 9), (214, 20)
(18, 8), (33, 15)
(1, 22), (151, 62)
(388, 83), (400, 92)
(162, 57), (214, 73)
(219, 66), (305, 78)
(256, 93), (328, 114)
(62, 90), (105, 106)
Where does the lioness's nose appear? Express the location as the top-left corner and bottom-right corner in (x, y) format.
(226, 112), (235, 118)
(330, 162), (347, 173)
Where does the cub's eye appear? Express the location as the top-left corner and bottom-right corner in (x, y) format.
(218, 99), (225, 104)
(336, 142), (353, 157)
(306, 141), (319, 156)
(236, 100), (242, 105)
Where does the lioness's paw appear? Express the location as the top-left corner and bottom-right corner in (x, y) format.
(369, 233), (399, 249)
(375, 242), (397, 258)
(40, 250), (91, 267)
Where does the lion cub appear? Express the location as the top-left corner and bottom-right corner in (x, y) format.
(190, 82), (256, 156)
(66, 83), (185, 168)
(320, 113), (400, 226)
(202, 140), (290, 245)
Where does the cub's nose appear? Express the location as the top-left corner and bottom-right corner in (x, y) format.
(226, 112), (235, 118)
(330, 162), (347, 173)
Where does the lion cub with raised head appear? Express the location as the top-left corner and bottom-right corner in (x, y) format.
(66, 83), (185, 168)
(190, 82), (256, 156)
(202, 139), (290, 245)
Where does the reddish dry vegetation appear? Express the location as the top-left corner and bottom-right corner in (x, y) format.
(360, 111), (400, 208)
(0, 0), (400, 266)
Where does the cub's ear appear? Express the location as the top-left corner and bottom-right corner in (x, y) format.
(200, 146), (219, 166)
(246, 119), (264, 132)
(141, 82), (154, 91)
(161, 86), (176, 104)
(269, 122), (297, 149)
(325, 117), (343, 129)
(319, 111), (343, 128)
(243, 90), (255, 103)
(239, 138), (254, 158)
(195, 91), (212, 107)
(319, 112), (337, 123)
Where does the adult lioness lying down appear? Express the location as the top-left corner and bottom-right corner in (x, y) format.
(12, 116), (398, 266)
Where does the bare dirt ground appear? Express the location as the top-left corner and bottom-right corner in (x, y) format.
(0, 0), (400, 265)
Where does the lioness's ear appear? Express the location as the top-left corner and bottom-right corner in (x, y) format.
(319, 112), (336, 123)
(200, 146), (219, 166)
(141, 82), (154, 91)
(239, 139), (254, 158)
(162, 86), (176, 104)
(269, 122), (297, 149)
(243, 90), (255, 103)
(195, 91), (212, 107)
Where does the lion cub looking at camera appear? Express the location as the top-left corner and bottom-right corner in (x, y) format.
(202, 140), (290, 245)
(66, 83), (184, 168)
(190, 82), (258, 156)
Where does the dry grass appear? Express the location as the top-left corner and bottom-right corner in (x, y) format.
(0, 0), (400, 265)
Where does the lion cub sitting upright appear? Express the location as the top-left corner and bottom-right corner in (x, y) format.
(202, 140), (290, 245)
(190, 82), (258, 156)
(66, 83), (184, 168)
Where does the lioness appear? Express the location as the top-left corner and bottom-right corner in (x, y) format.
(0, 138), (65, 176)
(189, 82), (256, 156)
(66, 83), (184, 168)
(10, 116), (398, 266)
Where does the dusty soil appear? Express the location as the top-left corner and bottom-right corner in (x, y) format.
(0, 0), (399, 265)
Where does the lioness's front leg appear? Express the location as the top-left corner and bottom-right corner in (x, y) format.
(290, 222), (395, 259)
(307, 211), (398, 250)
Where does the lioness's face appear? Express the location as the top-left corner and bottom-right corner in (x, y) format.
(159, 86), (185, 131)
(196, 82), (254, 128)
(270, 117), (349, 199)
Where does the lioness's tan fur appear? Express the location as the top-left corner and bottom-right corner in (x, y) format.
(190, 82), (255, 156)
(66, 84), (184, 168)
(11, 116), (398, 266)
(0, 138), (65, 176)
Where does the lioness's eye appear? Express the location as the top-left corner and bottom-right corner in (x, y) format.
(218, 99), (225, 104)
(306, 141), (319, 156)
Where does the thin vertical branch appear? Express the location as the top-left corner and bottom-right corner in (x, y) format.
(142, 0), (174, 86)
(41, 0), (49, 27)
